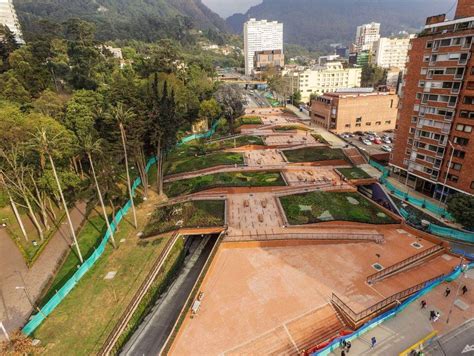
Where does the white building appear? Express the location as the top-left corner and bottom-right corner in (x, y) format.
(0, 0), (23, 43)
(372, 36), (412, 69)
(243, 18), (283, 76)
(283, 61), (362, 103)
(355, 22), (380, 52)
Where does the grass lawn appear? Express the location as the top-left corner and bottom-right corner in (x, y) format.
(337, 167), (371, 180)
(206, 136), (265, 151)
(283, 147), (348, 163)
(235, 116), (262, 127)
(274, 125), (311, 131)
(39, 213), (109, 306)
(164, 171), (286, 198)
(143, 200), (225, 237)
(311, 133), (329, 144)
(280, 191), (396, 225)
(32, 194), (171, 355)
(163, 151), (244, 176)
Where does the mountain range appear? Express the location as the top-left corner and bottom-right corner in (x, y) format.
(226, 0), (452, 50)
(13, 0), (227, 41)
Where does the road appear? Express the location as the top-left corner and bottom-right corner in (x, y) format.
(121, 235), (217, 356)
(424, 319), (474, 355)
(245, 90), (270, 108)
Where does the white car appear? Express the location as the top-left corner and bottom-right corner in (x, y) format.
(381, 145), (392, 152)
(362, 139), (372, 146)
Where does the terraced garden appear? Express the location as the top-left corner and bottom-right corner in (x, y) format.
(337, 167), (371, 180)
(163, 151), (244, 175)
(205, 136), (265, 150)
(280, 191), (396, 225)
(274, 125), (311, 131)
(164, 172), (286, 197)
(283, 147), (348, 163)
(235, 116), (263, 127)
(142, 200), (226, 237)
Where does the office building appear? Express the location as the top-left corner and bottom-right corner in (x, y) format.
(372, 36), (412, 69)
(253, 49), (284, 71)
(0, 0), (23, 43)
(243, 18), (283, 76)
(355, 22), (380, 52)
(310, 88), (398, 133)
(390, 0), (474, 201)
(283, 61), (362, 103)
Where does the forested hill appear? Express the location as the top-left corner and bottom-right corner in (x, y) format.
(14, 0), (228, 41)
(226, 0), (450, 50)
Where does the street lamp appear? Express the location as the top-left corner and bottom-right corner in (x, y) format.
(438, 140), (455, 208)
(16, 286), (47, 318)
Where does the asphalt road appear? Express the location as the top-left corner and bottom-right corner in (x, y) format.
(425, 319), (474, 355)
(121, 236), (217, 356)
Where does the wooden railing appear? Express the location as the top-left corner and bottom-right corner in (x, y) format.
(331, 274), (444, 329)
(367, 244), (445, 285)
(230, 231), (384, 243)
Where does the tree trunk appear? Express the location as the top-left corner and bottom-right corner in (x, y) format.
(1, 176), (28, 241)
(48, 197), (57, 220)
(119, 123), (138, 228)
(30, 175), (50, 231)
(48, 153), (83, 263)
(159, 149), (164, 196)
(24, 196), (44, 241)
(78, 158), (85, 180)
(88, 153), (116, 248)
(109, 199), (119, 232)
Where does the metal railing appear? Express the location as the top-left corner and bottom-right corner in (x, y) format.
(367, 244), (445, 284)
(331, 274), (444, 328)
(230, 231), (384, 243)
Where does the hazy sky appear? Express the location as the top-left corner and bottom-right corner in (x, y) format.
(202, 0), (261, 18)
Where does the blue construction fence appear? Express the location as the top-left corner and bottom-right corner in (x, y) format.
(23, 122), (221, 335)
(369, 160), (474, 243)
(314, 261), (474, 355)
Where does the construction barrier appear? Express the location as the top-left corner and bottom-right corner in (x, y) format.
(369, 160), (474, 243)
(314, 262), (474, 355)
(22, 121), (222, 335)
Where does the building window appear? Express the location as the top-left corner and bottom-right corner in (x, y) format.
(448, 162), (462, 171)
(426, 41), (433, 49)
(447, 174), (459, 183)
(454, 137), (469, 146)
(453, 149), (466, 159)
(345, 124), (351, 128)
(355, 123), (361, 127)
(366, 122), (371, 126)
(356, 117), (362, 123)
(375, 121), (381, 126)
(456, 124), (473, 133)
(385, 120), (391, 124)
(471, 181), (474, 189)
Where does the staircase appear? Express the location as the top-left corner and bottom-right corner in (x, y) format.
(286, 304), (345, 354)
(343, 147), (368, 165)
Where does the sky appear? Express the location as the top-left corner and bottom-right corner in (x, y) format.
(202, 0), (262, 18)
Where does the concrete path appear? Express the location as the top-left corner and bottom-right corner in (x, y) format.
(285, 105), (346, 147)
(0, 202), (87, 337)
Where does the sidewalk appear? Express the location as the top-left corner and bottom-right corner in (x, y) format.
(285, 105), (346, 147)
(328, 269), (474, 356)
(0, 202), (87, 337)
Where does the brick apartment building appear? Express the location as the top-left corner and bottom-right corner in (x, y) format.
(310, 88), (398, 133)
(390, 0), (474, 202)
(253, 49), (284, 71)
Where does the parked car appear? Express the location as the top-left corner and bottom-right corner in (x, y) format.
(374, 138), (382, 144)
(362, 139), (372, 146)
(359, 136), (364, 142)
(383, 138), (392, 144)
(381, 145), (392, 152)
(367, 135), (375, 141)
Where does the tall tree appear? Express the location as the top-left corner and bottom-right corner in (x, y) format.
(30, 128), (84, 263)
(83, 136), (116, 248)
(215, 84), (244, 134)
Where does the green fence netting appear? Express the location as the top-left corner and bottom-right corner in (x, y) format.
(23, 123), (222, 335)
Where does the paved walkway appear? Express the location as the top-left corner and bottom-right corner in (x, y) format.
(285, 105), (346, 147)
(0, 202), (87, 336)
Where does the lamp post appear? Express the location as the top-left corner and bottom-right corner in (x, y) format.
(16, 286), (47, 319)
(438, 140), (455, 208)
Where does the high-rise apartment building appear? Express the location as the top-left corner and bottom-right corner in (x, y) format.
(243, 18), (283, 76)
(390, 0), (474, 202)
(372, 36), (412, 69)
(355, 22), (380, 52)
(283, 61), (362, 102)
(0, 0), (23, 43)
